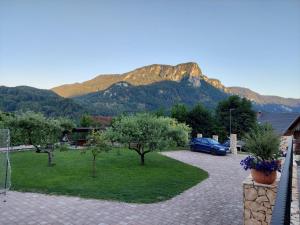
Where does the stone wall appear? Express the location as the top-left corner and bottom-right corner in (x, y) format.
(243, 174), (279, 225)
(243, 159), (300, 225)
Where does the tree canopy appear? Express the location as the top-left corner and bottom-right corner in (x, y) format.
(109, 113), (190, 165)
(5, 112), (67, 166)
(186, 104), (217, 138)
(215, 95), (257, 138)
(171, 103), (188, 123)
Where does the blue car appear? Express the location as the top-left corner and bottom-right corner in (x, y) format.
(190, 138), (228, 155)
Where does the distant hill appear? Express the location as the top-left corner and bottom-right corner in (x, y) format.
(73, 77), (229, 115)
(0, 86), (90, 119)
(227, 87), (300, 112)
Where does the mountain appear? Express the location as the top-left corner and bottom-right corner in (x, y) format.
(227, 87), (300, 112)
(52, 62), (226, 98)
(0, 86), (90, 119)
(74, 77), (228, 115)
(52, 62), (300, 114)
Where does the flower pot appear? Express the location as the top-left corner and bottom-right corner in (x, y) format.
(276, 159), (282, 167)
(251, 169), (277, 185)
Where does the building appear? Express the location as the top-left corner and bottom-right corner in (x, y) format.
(257, 111), (300, 154)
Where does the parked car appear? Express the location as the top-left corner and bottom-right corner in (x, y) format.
(223, 139), (245, 151)
(190, 138), (229, 155)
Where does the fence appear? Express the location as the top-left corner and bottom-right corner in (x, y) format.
(270, 138), (294, 225)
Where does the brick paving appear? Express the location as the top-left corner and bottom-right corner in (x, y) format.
(0, 151), (248, 225)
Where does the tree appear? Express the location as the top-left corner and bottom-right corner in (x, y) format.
(80, 114), (96, 127)
(111, 113), (190, 165)
(186, 104), (216, 138)
(171, 103), (188, 123)
(105, 125), (122, 155)
(0, 111), (14, 128)
(9, 112), (62, 166)
(58, 117), (75, 132)
(215, 95), (256, 138)
(153, 107), (166, 117)
(84, 130), (111, 177)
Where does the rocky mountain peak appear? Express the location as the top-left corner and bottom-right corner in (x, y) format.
(122, 62), (202, 83)
(52, 62), (204, 97)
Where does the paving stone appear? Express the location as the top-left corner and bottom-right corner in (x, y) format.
(0, 151), (248, 225)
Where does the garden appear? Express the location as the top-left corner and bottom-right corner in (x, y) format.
(10, 148), (207, 203)
(0, 111), (208, 203)
(0, 95), (266, 203)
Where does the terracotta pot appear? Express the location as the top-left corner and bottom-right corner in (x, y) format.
(251, 169), (277, 185)
(276, 159), (282, 167)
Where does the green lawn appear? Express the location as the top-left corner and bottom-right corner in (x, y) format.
(10, 149), (208, 203)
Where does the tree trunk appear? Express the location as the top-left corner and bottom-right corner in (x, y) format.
(140, 154), (145, 165)
(47, 151), (53, 167)
(92, 156), (96, 178)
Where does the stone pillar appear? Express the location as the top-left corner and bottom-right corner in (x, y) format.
(243, 175), (279, 225)
(230, 133), (237, 155)
(212, 135), (218, 142)
(197, 133), (202, 138)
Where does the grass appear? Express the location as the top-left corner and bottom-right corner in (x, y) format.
(10, 148), (208, 203)
(162, 145), (190, 151)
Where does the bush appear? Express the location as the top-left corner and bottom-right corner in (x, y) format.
(243, 124), (280, 161)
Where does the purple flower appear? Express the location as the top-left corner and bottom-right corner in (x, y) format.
(240, 156), (281, 174)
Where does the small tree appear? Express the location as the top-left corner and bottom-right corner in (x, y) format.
(9, 112), (62, 166)
(84, 130), (111, 177)
(111, 113), (190, 165)
(105, 126), (122, 154)
(80, 114), (95, 127)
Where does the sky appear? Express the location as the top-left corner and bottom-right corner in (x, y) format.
(0, 0), (300, 98)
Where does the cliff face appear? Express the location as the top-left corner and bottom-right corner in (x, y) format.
(122, 62), (202, 84)
(52, 62), (203, 97)
(201, 76), (227, 92)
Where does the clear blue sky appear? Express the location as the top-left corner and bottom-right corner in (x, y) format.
(1, 0), (300, 98)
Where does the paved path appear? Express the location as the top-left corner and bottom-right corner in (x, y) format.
(0, 151), (248, 225)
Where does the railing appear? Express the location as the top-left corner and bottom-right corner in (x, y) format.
(271, 138), (294, 225)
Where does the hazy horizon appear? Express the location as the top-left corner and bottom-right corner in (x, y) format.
(1, 0), (300, 98)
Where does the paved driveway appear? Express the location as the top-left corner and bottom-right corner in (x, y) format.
(0, 151), (248, 225)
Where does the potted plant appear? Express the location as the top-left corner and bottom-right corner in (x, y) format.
(240, 124), (281, 184)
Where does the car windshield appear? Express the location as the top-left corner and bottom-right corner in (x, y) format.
(207, 139), (220, 145)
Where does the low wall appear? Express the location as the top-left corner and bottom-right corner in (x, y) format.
(243, 159), (300, 225)
(243, 174), (279, 225)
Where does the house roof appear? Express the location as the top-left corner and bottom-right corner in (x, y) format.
(257, 112), (300, 135)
